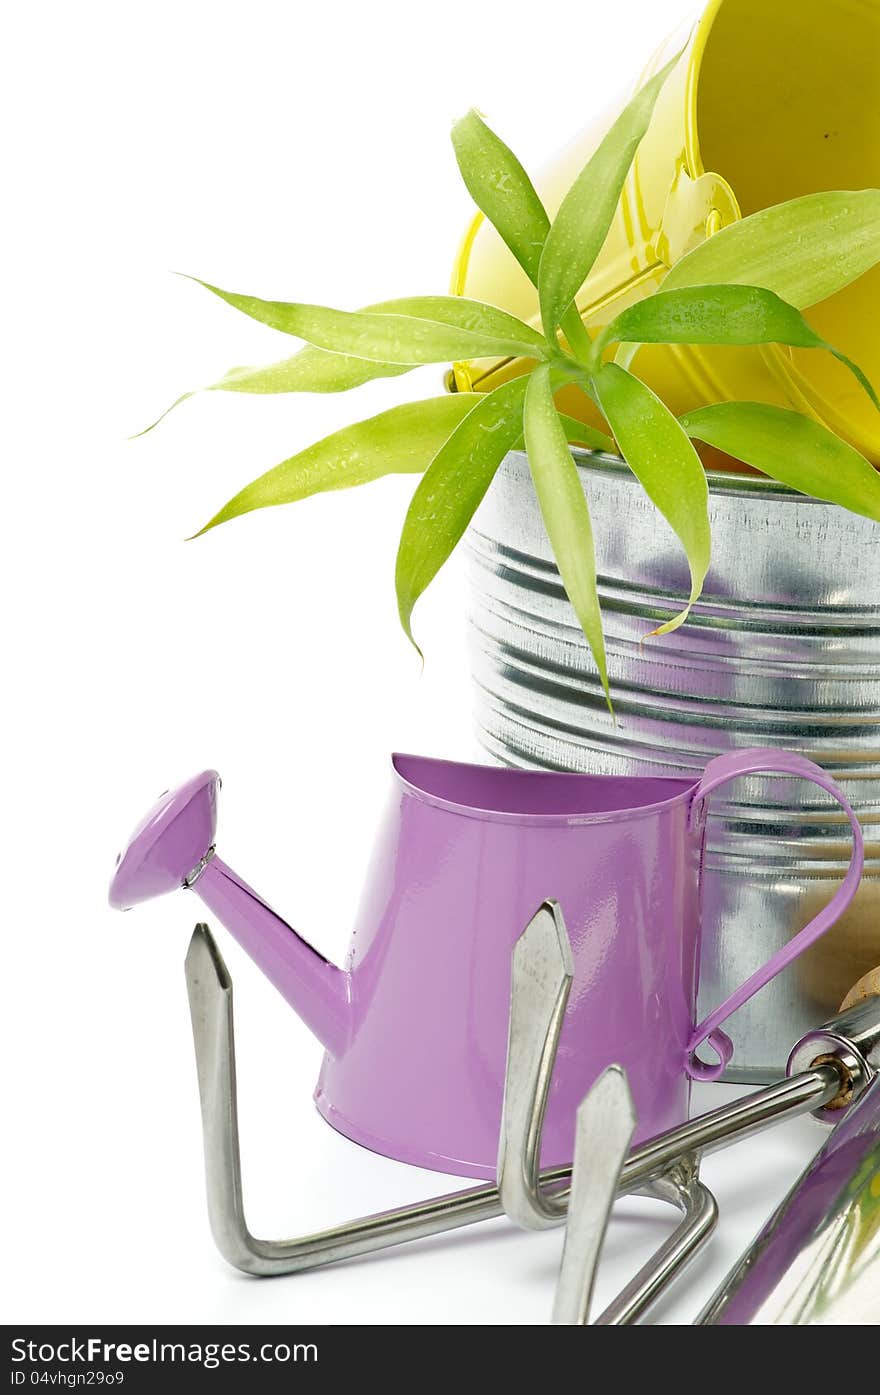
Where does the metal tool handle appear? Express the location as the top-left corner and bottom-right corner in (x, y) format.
(551, 1072), (718, 1326)
(496, 903), (849, 1238)
(698, 1074), (880, 1325)
(596, 1160), (717, 1326)
(686, 749), (865, 1080)
(183, 917), (865, 1287)
(496, 903), (573, 1231)
(787, 991), (880, 1122)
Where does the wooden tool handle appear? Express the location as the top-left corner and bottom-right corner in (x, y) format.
(839, 965), (880, 1011)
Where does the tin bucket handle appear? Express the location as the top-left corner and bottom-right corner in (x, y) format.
(686, 748), (865, 1082)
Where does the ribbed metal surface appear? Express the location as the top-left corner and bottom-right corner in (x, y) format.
(467, 450), (880, 1079)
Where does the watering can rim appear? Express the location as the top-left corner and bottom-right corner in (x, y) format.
(391, 751), (698, 827)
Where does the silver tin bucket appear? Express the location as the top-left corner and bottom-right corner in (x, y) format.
(467, 450), (880, 1080)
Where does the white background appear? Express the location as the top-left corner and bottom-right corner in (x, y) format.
(2, 0), (835, 1326)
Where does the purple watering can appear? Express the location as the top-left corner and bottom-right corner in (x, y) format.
(110, 750), (863, 1179)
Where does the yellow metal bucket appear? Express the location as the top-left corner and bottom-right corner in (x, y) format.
(451, 0), (880, 465)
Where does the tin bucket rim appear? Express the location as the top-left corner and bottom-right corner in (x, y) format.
(530, 445), (843, 506)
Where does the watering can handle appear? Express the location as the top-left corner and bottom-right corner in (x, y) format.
(685, 748), (865, 1082)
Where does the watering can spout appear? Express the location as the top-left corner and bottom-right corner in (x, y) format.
(108, 771), (350, 1058)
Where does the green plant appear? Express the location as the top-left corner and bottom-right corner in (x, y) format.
(143, 58), (880, 707)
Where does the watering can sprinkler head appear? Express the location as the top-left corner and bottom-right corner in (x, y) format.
(110, 770), (220, 910)
(109, 770), (350, 1057)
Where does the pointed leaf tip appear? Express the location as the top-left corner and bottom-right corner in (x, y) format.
(538, 48), (683, 333)
(591, 363), (710, 632)
(664, 188), (880, 310)
(175, 281), (549, 365)
(191, 394), (481, 538)
(682, 401), (880, 522)
(129, 392), (194, 439)
(601, 284), (880, 411)
(451, 109), (550, 288)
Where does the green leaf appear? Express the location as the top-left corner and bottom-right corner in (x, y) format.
(591, 363), (710, 633)
(452, 109), (550, 285)
(555, 414), (615, 454)
(134, 297), (429, 436)
(537, 50), (681, 334)
(133, 349), (411, 437)
(190, 278), (549, 364)
(663, 189), (880, 309)
(209, 347), (411, 395)
(682, 401), (880, 523)
(194, 393), (481, 535)
(506, 407), (615, 454)
(395, 376), (528, 650)
(379, 295), (548, 354)
(523, 365), (610, 707)
(450, 111), (594, 362)
(602, 284), (879, 410)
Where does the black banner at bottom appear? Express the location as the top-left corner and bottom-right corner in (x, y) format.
(2, 1324), (639, 1389)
